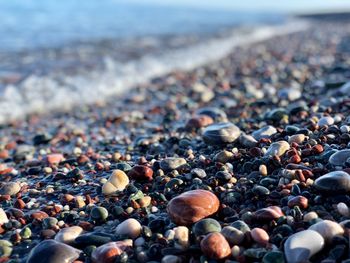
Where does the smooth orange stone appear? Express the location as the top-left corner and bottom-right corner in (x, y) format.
(91, 241), (132, 263)
(200, 232), (231, 260)
(128, 165), (153, 181)
(167, 190), (219, 226)
(31, 211), (49, 221)
(46, 154), (64, 165)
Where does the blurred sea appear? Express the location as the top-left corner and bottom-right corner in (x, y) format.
(0, 0), (308, 123)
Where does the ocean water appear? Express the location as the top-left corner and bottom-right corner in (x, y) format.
(0, 0), (309, 123)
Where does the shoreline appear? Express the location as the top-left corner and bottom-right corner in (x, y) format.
(1, 20), (350, 262)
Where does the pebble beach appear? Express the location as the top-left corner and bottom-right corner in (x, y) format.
(2, 18), (350, 263)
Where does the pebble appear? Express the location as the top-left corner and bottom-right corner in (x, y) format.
(160, 157), (187, 171)
(221, 226), (244, 245)
(102, 170), (129, 195)
(174, 226), (189, 250)
(287, 196), (308, 209)
(46, 153), (64, 165)
(196, 107), (227, 122)
(128, 165), (153, 181)
(251, 228), (269, 245)
(214, 150), (234, 163)
(91, 240), (132, 263)
(200, 232), (231, 260)
(0, 182), (20, 196)
(277, 87), (301, 101)
(186, 115), (213, 129)
(54, 226), (83, 244)
(115, 218), (142, 239)
(26, 240), (81, 263)
(288, 134), (305, 144)
(255, 206), (284, 221)
(167, 190), (220, 226)
(193, 218), (221, 237)
(308, 220), (344, 243)
(265, 141), (290, 157)
(284, 230), (324, 263)
(0, 208), (9, 224)
(314, 171), (350, 193)
(252, 125), (277, 140)
(317, 116), (334, 126)
(90, 206), (109, 221)
(161, 255), (182, 263)
(337, 202), (350, 217)
(329, 149), (350, 166)
(202, 122), (241, 144)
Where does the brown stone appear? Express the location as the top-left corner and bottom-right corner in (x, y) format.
(186, 115), (214, 129)
(46, 154), (64, 165)
(167, 190), (219, 226)
(251, 228), (269, 245)
(91, 240), (132, 263)
(254, 206), (284, 221)
(200, 232), (231, 260)
(288, 196), (308, 209)
(128, 165), (153, 181)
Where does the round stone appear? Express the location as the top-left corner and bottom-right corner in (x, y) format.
(0, 240), (13, 257)
(26, 240), (81, 263)
(255, 206), (284, 221)
(102, 170), (129, 195)
(239, 133), (258, 148)
(202, 122), (241, 144)
(214, 150), (234, 163)
(186, 115), (214, 129)
(54, 226), (83, 244)
(252, 125), (277, 140)
(288, 196), (308, 209)
(308, 220), (344, 243)
(91, 240), (132, 263)
(193, 218), (221, 237)
(128, 165), (153, 181)
(0, 208), (9, 225)
(167, 190), (220, 226)
(173, 226), (189, 250)
(318, 116), (334, 127)
(251, 228), (269, 245)
(221, 226), (244, 245)
(200, 232), (231, 260)
(90, 206), (108, 221)
(288, 134), (305, 144)
(284, 230), (324, 263)
(196, 107), (227, 122)
(0, 182), (20, 196)
(329, 149), (350, 166)
(46, 154), (64, 165)
(314, 171), (350, 193)
(265, 141), (290, 157)
(115, 218), (142, 239)
(160, 158), (187, 171)
(230, 220), (251, 233)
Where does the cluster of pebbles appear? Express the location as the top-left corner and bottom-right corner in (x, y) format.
(2, 20), (350, 262)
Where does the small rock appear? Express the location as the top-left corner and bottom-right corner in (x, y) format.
(221, 226), (244, 245)
(0, 182), (20, 196)
(160, 158), (187, 171)
(167, 190), (220, 226)
(329, 149), (350, 166)
(90, 206), (108, 221)
(0, 208), (9, 225)
(102, 170), (129, 195)
(200, 232), (231, 260)
(214, 150), (234, 163)
(314, 171), (350, 193)
(288, 196), (308, 209)
(265, 141), (290, 157)
(115, 218), (142, 239)
(174, 226), (189, 250)
(255, 206), (284, 221)
(277, 87), (301, 101)
(288, 134), (305, 144)
(202, 122), (241, 144)
(54, 226), (83, 244)
(186, 115), (214, 129)
(0, 240), (13, 257)
(318, 116), (334, 127)
(128, 165), (153, 181)
(252, 125), (277, 140)
(91, 240), (132, 263)
(196, 107), (227, 122)
(26, 240), (81, 263)
(284, 230), (324, 263)
(239, 133), (258, 148)
(46, 154), (64, 165)
(251, 228), (269, 245)
(193, 218), (221, 237)
(308, 220), (344, 243)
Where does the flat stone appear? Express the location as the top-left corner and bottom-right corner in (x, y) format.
(91, 240), (132, 263)
(284, 230), (324, 263)
(54, 226), (83, 245)
(160, 158), (187, 171)
(239, 133), (258, 148)
(115, 218), (142, 239)
(255, 206), (284, 221)
(200, 232), (231, 260)
(265, 141), (290, 157)
(167, 190), (220, 226)
(0, 182), (20, 196)
(0, 208), (9, 225)
(308, 220), (344, 243)
(252, 125), (277, 140)
(288, 134), (306, 144)
(214, 150), (234, 163)
(314, 171), (350, 193)
(26, 240), (81, 263)
(203, 122), (241, 144)
(102, 170), (129, 195)
(329, 149), (350, 166)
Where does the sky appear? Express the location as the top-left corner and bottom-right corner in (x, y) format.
(120, 0), (350, 13)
